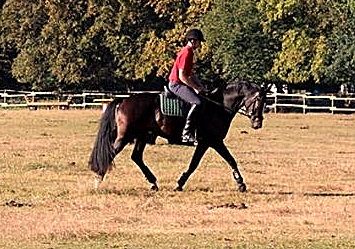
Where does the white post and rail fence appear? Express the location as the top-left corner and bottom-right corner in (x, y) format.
(1, 90), (355, 114)
(0, 90), (153, 111)
(267, 93), (355, 114)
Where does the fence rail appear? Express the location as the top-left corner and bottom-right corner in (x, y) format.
(1, 90), (355, 114)
(0, 90), (159, 110)
(266, 93), (355, 114)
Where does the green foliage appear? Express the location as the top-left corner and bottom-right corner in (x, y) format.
(324, 14), (355, 85)
(126, 0), (212, 81)
(202, 0), (275, 84)
(1, 0), (213, 91)
(269, 29), (328, 84)
(0, 0), (47, 89)
(258, 0), (353, 85)
(1, 0), (355, 90)
(3, 0), (95, 90)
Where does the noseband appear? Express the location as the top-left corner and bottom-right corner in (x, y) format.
(240, 93), (264, 120)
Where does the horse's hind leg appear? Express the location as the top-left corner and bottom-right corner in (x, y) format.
(94, 137), (129, 189)
(113, 137), (130, 154)
(131, 137), (158, 191)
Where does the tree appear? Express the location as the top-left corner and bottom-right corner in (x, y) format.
(324, 36), (355, 86)
(257, 0), (351, 85)
(323, 5), (355, 86)
(11, 0), (97, 91)
(1, 0), (213, 91)
(121, 0), (213, 88)
(0, 0), (46, 89)
(201, 0), (276, 85)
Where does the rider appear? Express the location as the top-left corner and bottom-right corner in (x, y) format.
(168, 29), (205, 145)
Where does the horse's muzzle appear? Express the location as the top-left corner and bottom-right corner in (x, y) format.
(251, 118), (263, 129)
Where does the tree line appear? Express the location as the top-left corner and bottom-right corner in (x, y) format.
(1, 0), (355, 92)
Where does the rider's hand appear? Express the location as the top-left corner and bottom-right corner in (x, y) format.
(194, 87), (205, 95)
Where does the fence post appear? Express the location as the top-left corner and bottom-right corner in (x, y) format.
(331, 96), (334, 114)
(83, 93), (86, 109)
(303, 95), (306, 114)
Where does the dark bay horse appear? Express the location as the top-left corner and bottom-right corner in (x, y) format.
(89, 81), (269, 192)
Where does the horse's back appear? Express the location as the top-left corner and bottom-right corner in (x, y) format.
(119, 93), (158, 115)
(116, 94), (159, 136)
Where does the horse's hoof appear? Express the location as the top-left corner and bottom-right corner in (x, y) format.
(94, 175), (103, 189)
(174, 186), (183, 191)
(150, 183), (159, 191)
(238, 183), (247, 192)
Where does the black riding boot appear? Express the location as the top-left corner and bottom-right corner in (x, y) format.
(182, 104), (200, 145)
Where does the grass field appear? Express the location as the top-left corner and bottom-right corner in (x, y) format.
(0, 109), (354, 248)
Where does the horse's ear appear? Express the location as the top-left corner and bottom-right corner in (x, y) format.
(203, 87), (219, 98)
(261, 84), (273, 94)
(210, 87), (219, 95)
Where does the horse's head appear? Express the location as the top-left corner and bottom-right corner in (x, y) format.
(243, 88), (268, 129)
(224, 81), (269, 129)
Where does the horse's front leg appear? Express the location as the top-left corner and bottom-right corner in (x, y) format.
(211, 141), (246, 192)
(131, 137), (158, 191)
(175, 142), (209, 191)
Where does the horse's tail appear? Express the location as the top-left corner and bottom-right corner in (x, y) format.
(88, 98), (122, 178)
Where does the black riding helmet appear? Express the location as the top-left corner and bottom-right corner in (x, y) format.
(185, 29), (205, 42)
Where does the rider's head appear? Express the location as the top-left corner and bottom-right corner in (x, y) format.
(185, 29), (205, 49)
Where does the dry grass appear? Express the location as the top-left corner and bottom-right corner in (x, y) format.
(0, 109), (354, 248)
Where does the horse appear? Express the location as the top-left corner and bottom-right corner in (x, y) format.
(88, 80), (269, 192)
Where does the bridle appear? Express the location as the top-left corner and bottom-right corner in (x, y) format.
(241, 93), (264, 120)
(200, 92), (264, 119)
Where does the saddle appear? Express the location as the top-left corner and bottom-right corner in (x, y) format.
(159, 87), (189, 117)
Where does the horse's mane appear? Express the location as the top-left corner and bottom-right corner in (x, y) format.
(207, 84), (224, 103)
(224, 80), (261, 94)
(208, 80), (260, 101)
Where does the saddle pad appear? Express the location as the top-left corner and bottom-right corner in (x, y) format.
(159, 94), (184, 117)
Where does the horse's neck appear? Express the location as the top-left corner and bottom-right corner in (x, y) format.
(203, 101), (235, 135)
(222, 92), (244, 112)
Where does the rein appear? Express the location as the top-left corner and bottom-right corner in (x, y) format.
(199, 95), (251, 117)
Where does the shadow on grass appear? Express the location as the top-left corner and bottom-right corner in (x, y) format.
(251, 190), (355, 197)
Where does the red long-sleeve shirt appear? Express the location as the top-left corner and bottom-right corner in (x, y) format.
(169, 45), (194, 83)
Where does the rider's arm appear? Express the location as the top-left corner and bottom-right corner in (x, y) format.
(178, 69), (204, 94)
